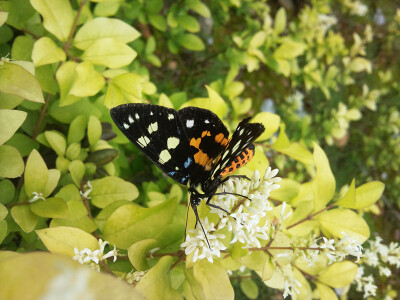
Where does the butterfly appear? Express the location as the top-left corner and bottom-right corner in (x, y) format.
(110, 104), (265, 247)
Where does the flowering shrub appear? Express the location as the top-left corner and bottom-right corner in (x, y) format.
(0, 0), (399, 299)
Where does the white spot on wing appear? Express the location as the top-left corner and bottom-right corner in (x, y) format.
(123, 123), (129, 129)
(148, 122), (158, 134)
(167, 137), (180, 149)
(205, 119), (210, 124)
(135, 113), (140, 119)
(128, 115), (134, 123)
(159, 150), (171, 163)
(138, 136), (150, 147)
(186, 119), (194, 128)
(168, 114), (174, 120)
(150, 111), (153, 116)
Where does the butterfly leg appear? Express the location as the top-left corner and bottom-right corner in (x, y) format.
(191, 203), (211, 249)
(220, 175), (251, 184)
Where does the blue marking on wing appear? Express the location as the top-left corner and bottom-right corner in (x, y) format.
(168, 171), (176, 176)
(184, 157), (192, 168)
(181, 175), (188, 183)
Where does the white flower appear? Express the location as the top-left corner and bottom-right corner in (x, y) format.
(125, 270), (147, 285)
(80, 181), (92, 199)
(72, 239), (118, 269)
(29, 192), (45, 203)
(180, 217), (226, 263)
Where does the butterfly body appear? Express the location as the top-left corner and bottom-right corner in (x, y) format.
(110, 104), (265, 244)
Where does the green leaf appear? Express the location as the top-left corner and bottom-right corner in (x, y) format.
(43, 169), (61, 198)
(318, 261), (358, 288)
(136, 256), (182, 299)
(317, 208), (370, 243)
(88, 115), (102, 147)
(177, 33), (205, 51)
(31, 37), (66, 66)
(30, 0), (73, 42)
(274, 8), (286, 34)
(0, 179), (15, 205)
(91, 176), (139, 208)
(354, 181), (385, 209)
(336, 179), (356, 208)
(0, 145), (24, 178)
(55, 61), (80, 106)
(193, 259), (234, 300)
(0, 109), (27, 145)
(112, 72), (145, 100)
(0, 203), (8, 221)
(94, 1), (121, 17)
(145, 36), (156, 54)
(349, 57), (372, 73)
(0, 62), (44, 103)
(251, 112), (280, 141)
(240, 278), (258, 299)
(187, 0), (211, 18)
(25, 149), (48, 196)
(103, 196), (178, 249)
(128, 239), (158, 271)
(49, 97), (101, 123)
(44, 130), (66, 157)
(11, 205), (38, 232)
(312, 143), (335, 211)
(0, 92), (24, 109)
(66, 143), (81, 160)
(148, 14), (167, 31)
(0, 220), (6, 244)
(224, 81), (244, 99)
(68, 115), (88, 144)
(269, 178), (300, 203)
(177, 15), (200, 33)
(274, 41), (306, 60)
(30, 197), (68, 218)
(82, 38), (137, 68)
(36, 226), (99, 257)
(74, 17), (141, 50)
(68, 160), (85, 187)
(69, 61), (105, 97)
(249, 31), (266, 49)
(5, 133), (39, 157)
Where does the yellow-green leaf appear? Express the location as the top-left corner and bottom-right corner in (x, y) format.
(36, 226), (99, 257)
(74, 17), (141, 50)
(30, 0), (74, 42)
(318, 261), (358, 288)
(251, 112), (280, 141)
(0, 145), (24, 178)
(316, 282), (338, 300)
(56, 61), (80, 106)
(11, 205), (38, 232)
(90, 176), (139, 208)
(274, 41), (306, 60)
(136, 256), (182, 299)
(69, 61), (105, 97)
(312, 143), (335, 211)
(177, 15), (200, 33)
(0, 62), (44, 103)
(317, 208), (370, 242)
(336, 179), (356, 208)
(249, 31), (266, 49)
(43, 169), (61, 198)
(128, 239), (158, 271)
(0, 204), (8, 221)
(193, 259), (234, 300)
(25, 149), (48, 196)
(354, 181), (385, 209)
(349, 57), (372, 73)
(177, 33), (205, 51)
(68, 160), (85, 187)
(274, 8), (286, 34)
(82, 37), (137, 68)
(30, 197), (68, 218)
(0, 109), (27, 145)
(31, 37), (66, 66)
(44, 130), (66, 157)
(87, 115), (102, 147)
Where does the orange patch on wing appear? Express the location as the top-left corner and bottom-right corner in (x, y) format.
(215, 133), (228, 146)
(220, 147), (254, 177)
(190, 137), (201, 149)
(194, 150), (211, 167)
(201, 131), (211, 138)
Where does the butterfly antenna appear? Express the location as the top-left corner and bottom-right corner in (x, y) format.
(191, 204), (211, 249)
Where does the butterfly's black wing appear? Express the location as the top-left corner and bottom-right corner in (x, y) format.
(177, 107), (230, 186)
(205, 117), (265, 188)
(110, 103), (193, 185)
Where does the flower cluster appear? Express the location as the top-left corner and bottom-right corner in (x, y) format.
(73, 239), (118, 271)
(181, 168), (281, 262)
(124, 270), (147, 285)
